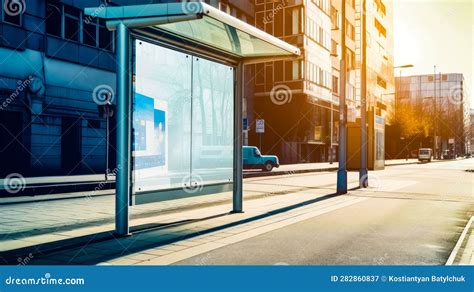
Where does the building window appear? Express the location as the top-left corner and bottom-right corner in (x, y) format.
(332, 76), (339, 94)
(98, 19), (112, 50)
(346, 21), (355, 41)
(64, 4), (80, 42)
(374, 0), (386, 16)
(291, 8), (299, 35)
(45, 1), (113, 51)
(374, 18), (387, 38)
(313, 0), (330, 14)
(346, 49), (356, 70)
(83, 17), (97, 47)
(330, 6), (341, 30)
(331, 40), (338, 56)
(292, 60), (300, 80)
(46, 2), (62, 37)
(377, 76), (387, 89)
(2, 0), (23, 26)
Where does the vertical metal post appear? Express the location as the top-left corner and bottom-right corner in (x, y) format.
(115, 22), (131, 236)
(337, 0), (348, 194)
(330, 100), (334, 164)
(360, 0), (368, 187)
(233, 62), (243, 213)
(433, 65), (437, 159)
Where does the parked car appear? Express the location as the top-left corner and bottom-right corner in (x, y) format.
(243, 146), (280, 172)
(418, 148), (433, 162)
(442, 149), (455, 160)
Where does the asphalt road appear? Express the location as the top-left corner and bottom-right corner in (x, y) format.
(175, 159), (474, 265)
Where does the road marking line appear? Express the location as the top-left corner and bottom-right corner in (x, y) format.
(446, 216), (473, 265)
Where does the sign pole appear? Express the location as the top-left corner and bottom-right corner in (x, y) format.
(360, 0), (369, 187)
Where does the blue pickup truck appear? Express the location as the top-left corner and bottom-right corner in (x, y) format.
(243, 146), (280, 172)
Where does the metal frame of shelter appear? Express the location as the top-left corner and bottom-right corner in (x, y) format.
(85, 2), (300, 236)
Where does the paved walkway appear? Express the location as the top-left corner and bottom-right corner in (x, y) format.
(3, 159), (471, 265)
(0, 159), (426, 256)
(0, 171), (365, 256)
(0, 159), (420, 190)
(29, 187), (368, 265)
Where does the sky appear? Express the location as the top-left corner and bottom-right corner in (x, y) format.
(393, 0), (473, 108)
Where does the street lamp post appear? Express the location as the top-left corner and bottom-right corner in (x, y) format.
(433, 65), (438, 159)
(359, 0), (368, 188)
(337, 0), (347, 194)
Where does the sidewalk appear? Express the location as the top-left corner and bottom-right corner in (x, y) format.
(0, 158), (441, 262)
(0, 159), (419, 193)
(19, 178), (368, 265)
(0, 171), (363, 262)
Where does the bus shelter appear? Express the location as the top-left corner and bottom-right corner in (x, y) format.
(85, 2), (300, 236)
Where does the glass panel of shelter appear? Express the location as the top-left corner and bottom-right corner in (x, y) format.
(131, 39), (234, 199)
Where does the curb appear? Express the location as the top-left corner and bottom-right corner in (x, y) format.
(446, 216), (473, 265)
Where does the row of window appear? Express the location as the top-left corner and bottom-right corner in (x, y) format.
(374, 0), (387, 16)
(374, 18), (387, 38)
(307, 17), (331, 50)
(46, 1), (113, 51)
(256, 7), (301, 38)
(330, 6), (355, 41)
(307, 61), (332, 89)
(255, 60), (302, 85)
(0, 1), (113, 51)
(311, 0), (331, 15)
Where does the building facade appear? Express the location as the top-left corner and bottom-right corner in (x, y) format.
(248, 0), (392, 164)
(0, 0), (255, 178)
(394, 73), (470, 157)
(250, 0), (346, 164)
(354, 0), (395, 118)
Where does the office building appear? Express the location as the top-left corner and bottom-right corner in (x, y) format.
(394, 73), (470, 157)
(0, 0), (255, 178)
(250, 0), (354, 164)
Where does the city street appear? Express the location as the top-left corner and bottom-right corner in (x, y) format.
(9, 158), (471, 266)
(173, 159), (474, 265)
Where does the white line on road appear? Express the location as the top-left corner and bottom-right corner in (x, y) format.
(446, 216), (473, 265)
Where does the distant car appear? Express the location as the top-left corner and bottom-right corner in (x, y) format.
(243, 146), (280, 172)
(418, 148), (432, 162)
(442, 149), (455, 160)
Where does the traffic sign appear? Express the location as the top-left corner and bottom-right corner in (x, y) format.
(256, 119), (265, 133)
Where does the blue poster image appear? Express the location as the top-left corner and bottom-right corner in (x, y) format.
(133, 92), (168, 171)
